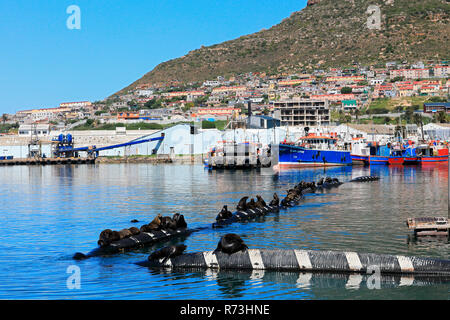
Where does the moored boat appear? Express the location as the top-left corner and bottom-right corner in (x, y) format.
(278, 134), (352, 169)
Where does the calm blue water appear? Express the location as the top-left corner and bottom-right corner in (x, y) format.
(0, 163), (448, 300)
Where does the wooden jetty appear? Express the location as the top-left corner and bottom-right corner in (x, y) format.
(0, 157), (96, 166)
(406, 217), (450, 237)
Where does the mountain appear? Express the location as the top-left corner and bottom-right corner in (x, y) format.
(115, 0), (449, 94)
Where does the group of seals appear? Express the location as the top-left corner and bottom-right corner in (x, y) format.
(148, 233), (248, 263)
(317, 177), (340, 186)
(98, 227), (141, 247)
(281, 182), (308, 207)
(216, 194), (279, 222)
(97, 213), (188, 247)
(236, 195), (268, 211)
(140, 213), (187, 233)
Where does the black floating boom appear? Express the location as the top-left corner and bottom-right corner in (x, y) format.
(75, 227), (205, 259)
(73, 179), (347, 259)
(213, 181), (342, 228)
(136, 249), (450, 276)
(350, 176), (380, 182)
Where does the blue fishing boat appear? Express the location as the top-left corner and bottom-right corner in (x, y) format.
(277, 134), (352, 169)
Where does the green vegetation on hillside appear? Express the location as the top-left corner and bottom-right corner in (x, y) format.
(72, 120), (229, 131)
(115, 0), (450, 94)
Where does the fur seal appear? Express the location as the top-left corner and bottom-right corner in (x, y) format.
(213, 233), (248, 255)
(130, 219), (139, 223)
(216, 205), (233, 221)
(140, 214), (162, 232)
(269, 193), (279, 207)
(160, 216), (177, 230)
(172, 213), (187, 229)
(128, 227), (140, 235)
(98, 229), (114, 247)
(247, 198), (257, 210)
(255, 195), (267, 209)
(148, 244), (187, 264)
(236, 196), (248, 211)
(117, 228), (132, 240)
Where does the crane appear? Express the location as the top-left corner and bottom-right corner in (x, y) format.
(53, 133), (165, 158)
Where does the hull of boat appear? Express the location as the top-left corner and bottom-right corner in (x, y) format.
(278, 144), (352, 168)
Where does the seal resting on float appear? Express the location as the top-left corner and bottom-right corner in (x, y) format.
(128, 227), (140, 236)
(160, 216), (177, 230)
(97, 228), (134, 247)
(140, 214), (163, 232)
(269, 193), (279, 207)
(236, 196), (249, 211)
(216, 205), (233, 221)
(148, 244), (187, 264)
(98, 229), (114, 247)
(255, 195), (267, 209)
(247, 198), (257, 210)
(172, 213), (187, 229)
(213, 233), (248, 255)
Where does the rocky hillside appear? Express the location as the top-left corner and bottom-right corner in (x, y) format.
(116, 0), (449, 94)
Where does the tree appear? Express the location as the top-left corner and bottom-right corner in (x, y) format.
(182, 102), (194, 113)
(127, 100), (138, 108)
(428, 96), (447, 103)
(413, 113), (425, 140)
(404, 106), (416, 123)
(1, 114), (7, 124)
(354, 108), (360, 121)
(202, 120), (216, 129)
(391, 76), (404, 83)
(340, 87), (352, 94)
(436, 111), (447, 123)
(395, 106), (404, 113)
(144, 99), (163, 109)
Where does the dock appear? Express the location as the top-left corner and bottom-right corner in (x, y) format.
(406, 217), (450, 236)
(0, 157), (96, 166)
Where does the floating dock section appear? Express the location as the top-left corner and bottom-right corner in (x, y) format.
(406, 217), (449, 237)
(137, 249), (450, 276)
(0, 157), (95, 166)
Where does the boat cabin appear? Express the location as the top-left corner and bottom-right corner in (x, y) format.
(296, 135), (339, 150)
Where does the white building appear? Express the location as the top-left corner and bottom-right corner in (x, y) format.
(18, 124), (50, 137)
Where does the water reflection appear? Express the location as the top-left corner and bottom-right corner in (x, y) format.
(144, 268), (450, 300)
(0, 163), (448, 299)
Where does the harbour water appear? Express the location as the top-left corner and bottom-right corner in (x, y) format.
(0, 163), (448, 300)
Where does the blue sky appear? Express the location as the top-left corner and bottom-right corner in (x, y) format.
(0, 0), (307, 114)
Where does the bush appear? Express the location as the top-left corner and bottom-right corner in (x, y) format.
(201, 121), (216, 129)
(340, 87), (352, 94)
